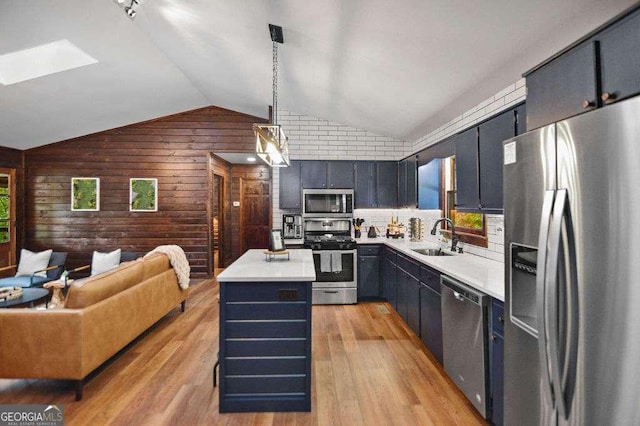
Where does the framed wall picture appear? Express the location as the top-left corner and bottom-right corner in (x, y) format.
(269, 229), (286, 252)
(71, 177), (100, 211)
(130, 178), (158, 212)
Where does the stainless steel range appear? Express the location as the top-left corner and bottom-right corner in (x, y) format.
(303, 218), (357, 305)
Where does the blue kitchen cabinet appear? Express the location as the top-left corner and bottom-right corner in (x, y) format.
(419, 266), (443, 365)
(398, 155), (417, 208)
(398, 159), (407, 207)
(599, 9), (640, 105)
(382, 247), (398, 309)
(327, 161), (355, 189)
(396, 267), (408, 323)
(515, 103), (527, 136)
(478, 109), (515, 212)
(490, 298), (504, 426)
(406, 272), (421, 336)
(455, 106), (519, 213)
(525, 41), (598, 130)
(397, 254), (421, 336)
(355, 161), (377, 208)
(358, 245), (382, 300)
(301, 160), (327, 188)
(279, 160), (302, 209)
(454, 127), (479, 212)
(525, 6), (640, 130)
(376, 162), (398, 208)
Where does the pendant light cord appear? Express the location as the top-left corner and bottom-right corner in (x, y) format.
(272, 41), (278, 126)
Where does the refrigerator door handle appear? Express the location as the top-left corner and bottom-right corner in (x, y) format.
(536, 190), (556, 409)
(545, 188), (570, 419)
(559, 190), (580, 419)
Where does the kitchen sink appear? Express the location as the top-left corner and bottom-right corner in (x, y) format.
(412, 248), (454, 256)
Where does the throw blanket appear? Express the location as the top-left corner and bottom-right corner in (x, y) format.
(144, 245), (190, 290)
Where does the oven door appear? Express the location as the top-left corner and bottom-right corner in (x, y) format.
(311, 250), (356, 288)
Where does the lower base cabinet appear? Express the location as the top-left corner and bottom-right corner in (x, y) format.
(358, 245), (382, 300)
(490, 299), (504, 425)
(420, 283), (443, 364)
(406, 275), (421, 335)
(382, 248), (397, 309)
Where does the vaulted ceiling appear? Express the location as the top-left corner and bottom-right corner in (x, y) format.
(0, 0), (635, 150)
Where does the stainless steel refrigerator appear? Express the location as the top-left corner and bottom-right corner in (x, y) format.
(503, 95), (640, 425)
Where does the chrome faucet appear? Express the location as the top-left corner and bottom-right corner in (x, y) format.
(430, 218), (460, 252)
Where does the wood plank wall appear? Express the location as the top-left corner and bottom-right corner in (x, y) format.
(0, 147), (24, 269)
(23, 106), (267, 277)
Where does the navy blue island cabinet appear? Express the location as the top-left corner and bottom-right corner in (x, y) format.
(216, 249), (315, 413)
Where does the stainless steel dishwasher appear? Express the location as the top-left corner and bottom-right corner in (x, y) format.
(441, 275), (489, 418)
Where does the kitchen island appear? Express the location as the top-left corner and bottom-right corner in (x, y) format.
(216, 249), (316, 413)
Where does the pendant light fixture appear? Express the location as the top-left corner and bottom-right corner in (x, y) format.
(254, 24), (290, 167)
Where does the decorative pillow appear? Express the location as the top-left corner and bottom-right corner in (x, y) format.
(91, 249), (122, 276)
(16, 249), (53, 277)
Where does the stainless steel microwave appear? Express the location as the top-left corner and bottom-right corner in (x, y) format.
(302, 189), (354, 217)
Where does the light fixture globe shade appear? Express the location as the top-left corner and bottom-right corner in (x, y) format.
(254, 124), (290, 167)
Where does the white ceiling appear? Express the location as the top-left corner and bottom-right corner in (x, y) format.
(0, 0), (636, 150)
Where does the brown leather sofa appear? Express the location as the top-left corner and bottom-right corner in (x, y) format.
(0, 253), (188, 400)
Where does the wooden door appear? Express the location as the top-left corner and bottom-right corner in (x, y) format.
(0, 168), (16, 274)
(241, 179), (271, 252)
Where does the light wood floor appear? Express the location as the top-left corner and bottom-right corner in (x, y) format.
(0, 280), (486, 425)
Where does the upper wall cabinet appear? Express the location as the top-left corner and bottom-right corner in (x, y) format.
(478, 109), (518, 211)
(525, 5), (640, 130)
(599, 10), (640, 106)
(300, 160), (354, 189)
(327, 161), (355, 188)
(279, 160), (302, 209)
(377, 162), (399, 208)
(355, 161), (399, 208)
(398, 156), (417, 208)
(300, 160), (328, 188)
(526, 42), (598, 131)
(455, 105), (521, 213)
(355, 161), (377, 208)
(454, 127), (479, 212)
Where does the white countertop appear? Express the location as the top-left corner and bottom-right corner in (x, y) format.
(357, 236), (505, 301)
(216, 249), (316, 283)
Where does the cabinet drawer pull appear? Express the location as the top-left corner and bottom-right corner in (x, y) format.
(582, 99), (595, 109)
(601, 92), (616, 104)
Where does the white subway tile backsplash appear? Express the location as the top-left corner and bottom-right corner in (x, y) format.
(275, 80), (522, 262)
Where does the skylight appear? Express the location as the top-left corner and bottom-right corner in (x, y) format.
(0, 40), (98, 86)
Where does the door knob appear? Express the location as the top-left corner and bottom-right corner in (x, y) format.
(582, 99), (595, 109)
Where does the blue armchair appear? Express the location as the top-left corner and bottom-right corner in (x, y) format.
(0, 251), (67, 288)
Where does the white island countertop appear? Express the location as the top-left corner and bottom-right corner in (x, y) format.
(216, 249), (316, 282)
(357, 236), (505, 301)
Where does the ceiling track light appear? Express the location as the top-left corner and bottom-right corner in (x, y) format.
(124, 0), (139, 19)
(254, 24), (290, 168)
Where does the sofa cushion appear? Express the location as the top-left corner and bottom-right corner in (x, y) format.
(65, 260), (144, 309)
(16, 249), (53, 278)
(141, 253), (170, 281)
(91, 249), (121, 276)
